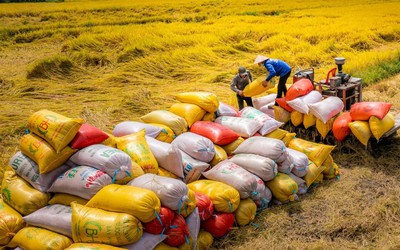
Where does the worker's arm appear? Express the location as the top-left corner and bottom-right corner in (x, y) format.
(265, 64), (276, 81)
(248, 71), (253, 82)
(230, 77), (239, 93)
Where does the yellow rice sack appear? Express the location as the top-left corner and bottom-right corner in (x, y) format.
(303, 113), (316, 129)
(179, 189), (197, 218)
(288, 138), (335, 167)
(202, 112), (216, 122)
(369, 113), (395, 140)
(196, 230), (214, 250)
(266, 173), (298, 202)
(101, 133), (117, 148)
(221, 137), (245, 156)
(265, 128), (288, 140)
(175, 92), (219, 113)
(316, 117), (334, 139)
(116, 129), (158, 174)
(158, 167), (179, 179)
(290, 110), (304, 127)
(170, 103), (206, 127)
(149, 123), (176, 143)
(234, 198), (257, 226)
(20, 133), (77, 174)
(86, 184), (161, 223)
(141, 110), (188, 136)
(48, 193), (88, 206)
(273, 105), (290, 123)
(66, 243), (127, 250)
(304, 161), (326, 187)
(348, 121), (372, 147)
(27, 109), (84, 153)
(321, 155), (340, 179)
(7, 227), (72, 249)
(187, 180), (240, 213)
(1, 168), (50, 215)
(210, 144), (228, 167)
(0, 199), (25, 245)
(113, 160), (144, 185)
(71, 203), (143, 246)
(282, 132), (296, 146)
(243, 76), (275, 97)
(154, 243), (179, 250)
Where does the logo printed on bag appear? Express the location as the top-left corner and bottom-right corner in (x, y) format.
(36, 114), (58, 136)
(84, 221), (102, 241)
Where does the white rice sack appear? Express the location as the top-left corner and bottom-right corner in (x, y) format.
(186, 208), (200, 250)
(289, 173), (308, 195)
(253, 94), (277, 110)
(308, 96), (344, 123)
(128, 173), (188, 211)
(216, 102), (239, 117)
(123, 233), (166, 250)
(233, 136), (287, 163)
(253, 176), (272, 209)
(48, 166), (112, 200)
(287, 148), (309, 178)
(113, 121), (163, 138)
(229, 153), (277, 181)
(286, 90), (322, 114)
(277, 151), (294, 174)
(259, 103), (276, 119)
(146, 136), (184, 178)
(69, 144), (132, 182)
(9, 151), (70, 192)
(22, 204), (72, 237)
(172, 132), (215, 162)
(181, 150), (210, 184)
(215, 116), (262, 138)
(202, 160), (258, 199)
(240, 107), (283, 135)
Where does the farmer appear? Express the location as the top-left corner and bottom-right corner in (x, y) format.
(230, 66), (253, 110)
(254, 55), (291, 106)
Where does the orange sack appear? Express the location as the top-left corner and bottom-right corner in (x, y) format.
(285, 79), (314, 101)
(333, 112), (352, 142)
(350, 102), (392, 120)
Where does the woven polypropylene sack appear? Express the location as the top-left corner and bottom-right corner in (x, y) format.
(175, 92), (219, 113)
(229, 153), (277, 181)
(9, 151), (70, 192)
(286, 90), (322, 114)
(48, 166), (112, 200)
(242, 76), (275, 97)
(19, 133), (77, 174)
(1, 168), (49, 215)
(69, 144), (133, 182)
(180, 150), (209, 184)
(163, 214), (190, 247)
(141, 110), (188, 136)
(316, 117), (334, 139)
(369, 113), (395, 140)
(273, 105), (291, 123)
(266, 173), (298, 202)
(333, 112), (352, 142)
(253, 93), (277, 110)
(122, 233), (167, 250)
(190, 121), (240, 146)
(234, 198), (257, 226)
(265, 128), (288, 140)
(214, 116), (263, 138)
(194, 192), (214, 221)
(210, 144), (228, 167)
(285, 78), (313, 101)
(308, 97), (343, 124)
(202, 160), (258, 199)
(187, 180), (240, 213)
(48, 193), (88, 206)
(86, 184), (161, 223)
(149, 123), (176, 143)
(170, 102), (206, 127)
(221, 137), (244, 156)
(275, 97), (294, 112)
(304, 161), (326, 187)
(0, 200), (25, 245)
(113, 121), (162, 138)
(290, 110), (304, 127)
(128, 173), (188, 211)
(7, 227), (72, 249)
(71, 202), (143, 245)
(143, 206), (174, 234)
(239, 107), (283, 135)
(27, 109), (84, 153)
(253, 176), (272, 209)
(348, 121), (372, 146)
(216, 102), (239, 117)
(350, 102), (392, 120)
(116, 129), (158, 174)
(66, 243), (127, 250)
(233, 136), (287, 163)
(70, 123), (109, 149)
(172, 132), (215, 162)
(179, 189), (197, 218)
(196, 230), (214, 250)
(288, 138), (335, 167)
(201, 212), (235, 238)
(186, 208), (200, 250)
(286, 148), (309, 178)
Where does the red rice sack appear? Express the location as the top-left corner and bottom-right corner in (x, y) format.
(190, 121), (240, 146)
(333, 112), (352, 142)
(194, 192), (214, 221)
(276, 97), (294, 112)
(285, 78), (313, 101)
(201, 212), (235, 238)
(163, 214), (190, 247)
(350, 102), (392, 120)
(70, 123), (109, 149)
(143, 206), (175, 234)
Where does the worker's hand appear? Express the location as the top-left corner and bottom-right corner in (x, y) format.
(238, 90), (244, 96)
(262, 80), (269, 87)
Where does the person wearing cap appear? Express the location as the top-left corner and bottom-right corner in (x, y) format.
(254, 55), (291, 106)
(230, 66), (253, 110)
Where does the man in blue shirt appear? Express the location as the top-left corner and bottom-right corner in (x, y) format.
(254, 55), (291, 106)
(230, 66), (253, 110)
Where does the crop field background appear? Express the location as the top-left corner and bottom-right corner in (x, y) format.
(1, 0), (400, 249)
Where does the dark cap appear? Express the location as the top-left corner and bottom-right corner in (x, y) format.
(238, 66), (247, 75)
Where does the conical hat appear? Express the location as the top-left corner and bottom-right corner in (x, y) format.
(254, 55), (269, 64)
